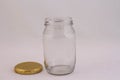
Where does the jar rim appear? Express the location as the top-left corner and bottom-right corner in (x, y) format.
(44, 17), (73, 26)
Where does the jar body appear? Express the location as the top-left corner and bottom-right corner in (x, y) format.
(43, 17), (76, 75)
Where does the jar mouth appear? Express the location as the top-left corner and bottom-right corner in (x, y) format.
(44, 17), (73, 26)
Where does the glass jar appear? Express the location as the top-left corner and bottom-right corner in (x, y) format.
(43, 17), (76, 75)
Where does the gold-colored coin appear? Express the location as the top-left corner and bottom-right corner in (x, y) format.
(14, 62), (43, 75)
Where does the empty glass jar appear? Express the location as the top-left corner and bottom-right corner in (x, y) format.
(43, 17), (76, 75)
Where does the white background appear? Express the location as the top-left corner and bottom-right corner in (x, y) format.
(0, 0), (120, 80)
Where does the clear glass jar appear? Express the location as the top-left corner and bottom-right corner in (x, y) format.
(43, 17), (76, 75)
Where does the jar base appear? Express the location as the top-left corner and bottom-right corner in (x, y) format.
(46, 65), (74, 75)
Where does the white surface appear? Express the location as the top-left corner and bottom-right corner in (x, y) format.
(0, 39), (120, 80)
(0, 0), (120, 80)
